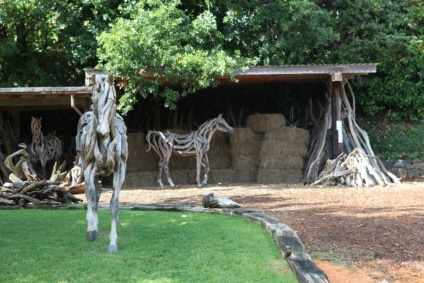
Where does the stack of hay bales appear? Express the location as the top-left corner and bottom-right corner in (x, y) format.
(209, 131), (232, 169)
(230, 127), (261, 182)
(208, 131), (236, 183)
(124, 132), (158, 188)
(246, 114), (309, 184)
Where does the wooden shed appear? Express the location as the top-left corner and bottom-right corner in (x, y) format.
(0, 64), (379, 187)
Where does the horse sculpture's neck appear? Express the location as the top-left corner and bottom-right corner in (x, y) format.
(31, 117), (44, 145)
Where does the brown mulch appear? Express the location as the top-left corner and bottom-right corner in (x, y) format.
(87, 181), (424, 283)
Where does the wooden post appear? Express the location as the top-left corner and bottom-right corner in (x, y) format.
(331, 73), (343, 159)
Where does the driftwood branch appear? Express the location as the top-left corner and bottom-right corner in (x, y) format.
(304, 79), (399, 187)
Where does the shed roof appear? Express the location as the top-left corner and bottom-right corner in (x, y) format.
(219, 64), (377, 84)
(0, 64), (377, 107)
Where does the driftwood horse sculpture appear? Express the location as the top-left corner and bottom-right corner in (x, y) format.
(76, 74), (128, 253)
(28, 117), (62, 178)
(146, 114), (234, 189)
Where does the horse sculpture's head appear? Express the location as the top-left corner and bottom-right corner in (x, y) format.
(215, 114), (234, 133)
(91, 74), (117, 137)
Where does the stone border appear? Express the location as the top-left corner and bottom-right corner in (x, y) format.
(1, 203), (329, 283)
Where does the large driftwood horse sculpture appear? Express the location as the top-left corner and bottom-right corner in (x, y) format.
(76, 74), (128, 253)
(146, 114), (234, 189)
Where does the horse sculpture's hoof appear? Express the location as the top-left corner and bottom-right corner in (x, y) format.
(86, 230), (98, 242)
(108, 244), (118, 253)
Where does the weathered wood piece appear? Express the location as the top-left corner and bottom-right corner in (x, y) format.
(146, 114), (234, 189)
(4, 143), (39, 181)
(202, 192), (241, 208)
(75, 74), (128, 253)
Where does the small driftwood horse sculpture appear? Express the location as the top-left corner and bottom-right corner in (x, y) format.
(146, 114), (234, 189)
(76, 74), (128, 253)
(28, 117), (62, 178)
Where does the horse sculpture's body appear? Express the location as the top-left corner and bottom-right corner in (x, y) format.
(146, 114), (234, 189)
(29, 117), (62, 178)
(76, 74), (128, 253)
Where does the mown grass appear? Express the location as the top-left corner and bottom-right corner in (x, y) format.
(0, 209), (297, 283)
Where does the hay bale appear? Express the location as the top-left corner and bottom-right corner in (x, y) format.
(236, 168), (258, 183)
(209, 169), (237, 184)
(230, 141), (261, 157)
(232, 155), (258, 169)
(259, 155), (304, 170)
(230, 128), (255, 143)
(260, 142), (308, 157)
(264, 128), (309, 144)
(209, 132), (232, 169)
(257, 169), (303, 184)
(246, 114), (286, 133)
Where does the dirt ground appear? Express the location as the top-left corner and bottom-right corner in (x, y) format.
(88, 180), (424, 283)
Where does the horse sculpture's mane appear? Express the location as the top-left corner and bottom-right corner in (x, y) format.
(76, 74), (128, 253)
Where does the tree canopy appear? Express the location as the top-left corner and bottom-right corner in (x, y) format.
(1, 0), (423, 119)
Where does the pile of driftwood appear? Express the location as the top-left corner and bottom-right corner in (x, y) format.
(312, 148), (396, 187)
(0, 180), (82, 206)
(0, 144), (83, 206)
(304, 79), (399, 187)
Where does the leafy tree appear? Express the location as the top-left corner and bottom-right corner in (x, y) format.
(98, 0), (338, 113)
(317, 0), (424, 120)
(0, 0), (126, 87)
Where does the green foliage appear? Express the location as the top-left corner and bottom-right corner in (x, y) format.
(317, 0), (424, 120)
(0, 209), (296, 283)
(98, 0), (256, 113)
(2, 0), (423, 122)
(0, 0), (126, 86)
(222, 0), (338, 65)
(361, 117), (424, 160)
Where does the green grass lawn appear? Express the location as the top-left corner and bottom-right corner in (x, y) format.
(0, 209), (297, 283)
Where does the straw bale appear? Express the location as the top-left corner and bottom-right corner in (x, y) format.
(259, 155), (304, 170)
(264, 128), (309, 144)
(260, 142), (308, 157)
(230, 141), (261, 157)
(257, 169), (303, 184)
(230, 128), (255, 143)
(209, 154), (232, 169)
(236, 168), (257, 183)
(246, 114), (286, 133)
(209, 169), (237, 184)
(211, 131), (229, 145)
(232, 155), (258, 170)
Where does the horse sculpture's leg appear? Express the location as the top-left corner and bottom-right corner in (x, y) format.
(159, 144), (176, 189)
(85, 164), (100, 241)
(196, 152), (204, 188)
(157, 160), (166, 189)
(108, 163), (125, 253)
(163, 156), (176, 189)
(200, 154), (210, 188)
